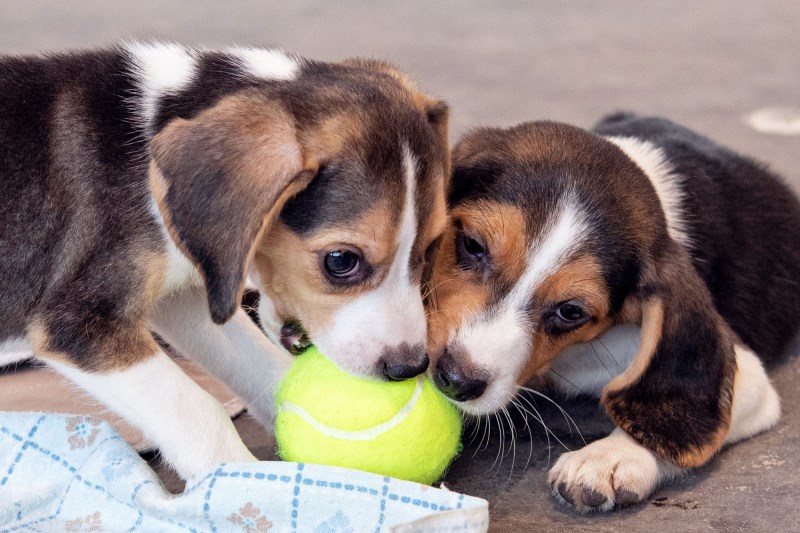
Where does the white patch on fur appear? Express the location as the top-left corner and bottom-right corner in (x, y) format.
(453, 196), (590, 415)
(393, 143), (419, 284)
(257, 295), (282, 346)
(547, 324), (640, 397)
(604, 136), (691, 248)
(549, 427), (684, 513)
(149, 198), (202, 297)
(725, 344), (781, 444)
(150, 288), (294, 426)
(0, 337), (32, 366)
(125, 42), (197, 135)
(247, 269), (283, 347)
(280, 376), (424, 440)
(47, 351), (255, 480)
(228, 47), (299, 80)
(316, 143), (426, 376)
(546, 342), (779, 513)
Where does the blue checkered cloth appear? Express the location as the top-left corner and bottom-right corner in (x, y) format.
(0, 412), (488, 532)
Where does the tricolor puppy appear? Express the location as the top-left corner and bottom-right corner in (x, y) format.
(0, 43), (449, 480)
(427, 113), (800, 511)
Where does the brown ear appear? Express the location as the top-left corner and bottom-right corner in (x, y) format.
(150, 92), (314, 324)
(602, 243), (737, 468)
(425, 99), (451, 177)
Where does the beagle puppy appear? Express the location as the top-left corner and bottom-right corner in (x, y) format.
(0, 43), (449, 480)
(426, 113), (800, 512)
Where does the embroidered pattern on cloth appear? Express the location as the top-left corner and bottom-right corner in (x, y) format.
(0, 412), (488, 532)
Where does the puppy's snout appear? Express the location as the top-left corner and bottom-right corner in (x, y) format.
(379, 343), (429, 381)
(434, 351), (487, 402)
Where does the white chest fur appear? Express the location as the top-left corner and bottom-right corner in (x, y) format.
(149, 198), (201, 297)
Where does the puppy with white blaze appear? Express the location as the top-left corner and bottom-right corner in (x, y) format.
(426, 113), (799, 512)
(0, 43), (450, 480)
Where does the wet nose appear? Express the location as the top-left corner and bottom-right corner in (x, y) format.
(384, 357), (430, 380)
(380, 343), (430, 381)
(434, 354), (487, 402)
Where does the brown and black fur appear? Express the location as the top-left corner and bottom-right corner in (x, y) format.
(0, 47), (448, 372)
(427, 114), (800, 509)
(0, 50), (159, 370)
(0, 45), (451, 481)
(595, 113), (800, 361)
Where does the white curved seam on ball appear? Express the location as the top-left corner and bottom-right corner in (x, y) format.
(279, 376), (424, 441)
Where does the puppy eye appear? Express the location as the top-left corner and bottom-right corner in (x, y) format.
(455, 228), (488, 271)
(556, 302), (587, 322)
(462, 236), (486, 258)
(544, 300), (592, 336)
(324, 250), (361, 278)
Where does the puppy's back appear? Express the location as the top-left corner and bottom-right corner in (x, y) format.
(595, 113), (800, 360)
(0, 50), (149, 341)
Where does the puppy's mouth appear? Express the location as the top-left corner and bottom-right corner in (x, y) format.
(280, 319), (312, 355)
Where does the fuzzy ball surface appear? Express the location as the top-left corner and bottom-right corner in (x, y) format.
(275, 346), (462, 484)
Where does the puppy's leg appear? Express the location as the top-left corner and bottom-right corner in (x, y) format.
(46, 352), (256, 480)
(548, 428), (682, 512)
(724, 345), (780, 444)
(548, 344), (780, 512)
(149, 287), (294, 427)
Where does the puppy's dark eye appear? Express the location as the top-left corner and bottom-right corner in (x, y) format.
(545, 300), (591, 336)
(556, 302), (587, 322)
(324, 250), (361, 277)
(462, 236), (486, 258)
(455, 228), (488, 271)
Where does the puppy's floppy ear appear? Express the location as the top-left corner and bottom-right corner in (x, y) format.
(425, 100), (450, 163)
(150, 91), (314, 324)
(448, 130), (506, 206)
(602, 242), (737, 468)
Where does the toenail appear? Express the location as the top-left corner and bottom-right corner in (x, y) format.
(582, 487), (607, 507)
(614, 488), (639, 506)
(558, 483), (575, 505)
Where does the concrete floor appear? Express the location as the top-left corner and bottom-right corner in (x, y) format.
(2, 1), (799, 531)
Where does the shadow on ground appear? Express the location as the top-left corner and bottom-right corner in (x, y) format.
(149, 338), (799, 532)
(443, 341), (800, 532)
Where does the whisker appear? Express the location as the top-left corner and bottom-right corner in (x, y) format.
(489, 411), (504, 474)
(465, 414), (481, 447)
(483, 413), (497, 470)
(595, 337), (624, 373)
(473, 411), (491, 457)
(547, 368), (585, 395)
(518, 386), (586, 446)
(510, 396), (535, 470)
(514, 392), (559, 466)
(421, 277), (456, 301)
(589, 340), (615, 378)
(500, 402), (517, 480)
(246, 383), (276, 415)
(479, 412), (491, 453)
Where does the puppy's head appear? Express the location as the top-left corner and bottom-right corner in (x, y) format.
(149, 58), (449, 379)
(427, 121), (736, 467)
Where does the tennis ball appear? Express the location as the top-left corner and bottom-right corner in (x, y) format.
(275, 346), (462, 484)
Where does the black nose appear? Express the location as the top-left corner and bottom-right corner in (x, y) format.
(434, 359), (487, 402)
(383, 355), (430, 380)
(379, 343), (430, 380)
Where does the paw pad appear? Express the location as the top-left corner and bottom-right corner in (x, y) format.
(581, 487), (607, 508)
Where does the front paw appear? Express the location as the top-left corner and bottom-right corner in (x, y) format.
(547, 429), (672, 513)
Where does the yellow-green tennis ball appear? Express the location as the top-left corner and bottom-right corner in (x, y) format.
(275, 346), (462, 485)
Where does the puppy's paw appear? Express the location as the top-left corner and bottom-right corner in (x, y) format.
(547, 428), (679, 513)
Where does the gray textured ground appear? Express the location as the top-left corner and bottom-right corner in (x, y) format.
(2, 2), (798, 530)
